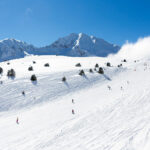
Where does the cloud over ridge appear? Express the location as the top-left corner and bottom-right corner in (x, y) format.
(116, 36), (150, 60)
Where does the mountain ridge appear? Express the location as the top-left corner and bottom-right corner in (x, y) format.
(0, 33), (120, 61)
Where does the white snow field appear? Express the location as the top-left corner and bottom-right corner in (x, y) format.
(0, 55), (150, 150)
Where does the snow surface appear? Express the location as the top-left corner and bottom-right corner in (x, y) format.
(0, 54), (150, 150)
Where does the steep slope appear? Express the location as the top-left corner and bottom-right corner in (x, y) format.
(0, 38), (36, 61)
(38, 33), (120, 56)
(0, 55), (150, 150)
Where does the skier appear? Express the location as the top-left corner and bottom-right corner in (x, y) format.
(107, 85), (111, 90)
(121, 86), (123, 90)
(72, 109), (75, 114)
(22, 91), (25, 96)
(16, 117), (19, 124)
(72, 99), (74, 104)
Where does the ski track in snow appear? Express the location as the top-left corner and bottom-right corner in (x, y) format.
(0, 56), (150, 150)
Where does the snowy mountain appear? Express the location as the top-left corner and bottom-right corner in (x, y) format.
(0, 38), (36, 61)
(0, 33), (120, 61)
(38, 33), (120, 56)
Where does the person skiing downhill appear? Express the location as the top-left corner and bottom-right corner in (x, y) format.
(72, 99), (74, 104)
(107, 85), (111, 90)
(16, 117), (19, 124)
(72, 109), (75, 114)
(22, 91), (25, 96)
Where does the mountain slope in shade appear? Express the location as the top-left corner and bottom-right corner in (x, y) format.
(0, 38), (35, 61)
(38, 33), (120, 56)
(0, 33), (120, 61)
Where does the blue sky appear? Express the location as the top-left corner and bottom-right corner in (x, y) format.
(0, 0), (150, 47)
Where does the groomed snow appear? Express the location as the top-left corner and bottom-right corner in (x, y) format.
(0, 55), (150, 150)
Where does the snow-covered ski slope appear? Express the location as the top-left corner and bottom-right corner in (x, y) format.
(0, 55), (150, 150)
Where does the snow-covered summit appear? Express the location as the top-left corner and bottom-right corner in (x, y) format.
(39, 33), (120, 56)
(0, 33), (120, 61)
(0, 38), (35, 61)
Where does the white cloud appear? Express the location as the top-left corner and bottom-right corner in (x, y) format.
(115, 36), (150, 60)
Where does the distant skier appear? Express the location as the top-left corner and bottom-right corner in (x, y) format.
(107, 85), (111, 90)
(22, 91), (25, 96)
(16, 117), (19, 124)
(121, 86), (123, 90)
(72, 109), (75, 114)
(127, 81), (129, 84)
(72, 99), (74, 104)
